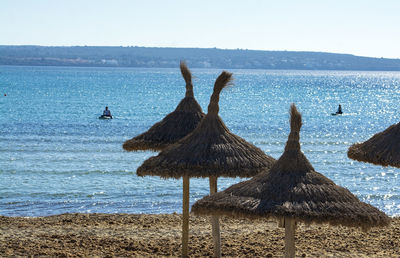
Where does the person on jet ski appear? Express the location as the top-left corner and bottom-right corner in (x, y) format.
(336, 104), (343, 115)
(103, 106), (112, 117)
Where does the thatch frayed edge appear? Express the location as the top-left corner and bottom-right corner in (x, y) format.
(347, 143), (371, 162)
(122, 139), (167, 152)
(136, 166), (270, 179)
(285, 104), (302, 152)
(208, 71), (233, 115)
(348, 141), (400, 168)
(347, 122), (400, 168)
(191, 207), (390, 232)
(289, 104), (302, 133)
(180, 60), (194, 98)
(180, 61), (192, 86)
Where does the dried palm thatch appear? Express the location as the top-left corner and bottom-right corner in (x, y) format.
(137, 71), (275, 178)
(192, 104), (389, 228)
(347, 122), (400, 168)
(192, 104), (390, 257)
(122, 61), (205, 152)
(137, 71), (276, 258)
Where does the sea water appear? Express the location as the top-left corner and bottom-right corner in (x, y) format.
(1, 65), (400, 217)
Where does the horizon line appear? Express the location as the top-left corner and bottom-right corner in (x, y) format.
(1, 44), (399, 60)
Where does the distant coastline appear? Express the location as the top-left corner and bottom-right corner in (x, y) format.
(1, 45), (400, 71)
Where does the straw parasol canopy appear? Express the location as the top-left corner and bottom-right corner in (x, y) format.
(347, 121), (400, 168)
(192, 104), (390, 257)
(137, 71), (276, 257)
(137, 71), (275, 178)
(122, 61), (205, 152)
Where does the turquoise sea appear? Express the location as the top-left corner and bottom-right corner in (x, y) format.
(1, 65), (400, 217)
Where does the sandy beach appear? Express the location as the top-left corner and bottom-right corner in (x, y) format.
(0, 213), (399, 257)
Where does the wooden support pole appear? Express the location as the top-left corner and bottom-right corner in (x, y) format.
(209, 176), (221, 258)
(182, 175), (190, 258)
(284, 217), (296, 258)
(278, 217), (285, 228)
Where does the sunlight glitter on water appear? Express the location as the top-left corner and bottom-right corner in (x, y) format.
(1, 66), (400, 216)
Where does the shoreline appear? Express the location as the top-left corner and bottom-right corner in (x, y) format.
(1, 213), (399, 257)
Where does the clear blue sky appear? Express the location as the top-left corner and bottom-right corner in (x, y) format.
(1, 0), (400, 58)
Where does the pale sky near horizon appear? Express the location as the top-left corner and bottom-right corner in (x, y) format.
(1, 0), (400, 59)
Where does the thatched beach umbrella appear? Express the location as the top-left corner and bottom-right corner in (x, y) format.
(123, 61), (205, 152)
(348, 121), (400, 168)
(137, 71), (276, 257)
(192, 104), (390, 258)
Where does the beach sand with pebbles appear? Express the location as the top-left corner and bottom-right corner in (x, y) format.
(0, 213), (399, 257)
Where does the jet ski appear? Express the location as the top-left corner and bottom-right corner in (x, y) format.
(331, 111), (343, 116)
(99, 115), (113, 119)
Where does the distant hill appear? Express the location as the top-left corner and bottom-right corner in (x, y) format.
(1, 45), (400, 71)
